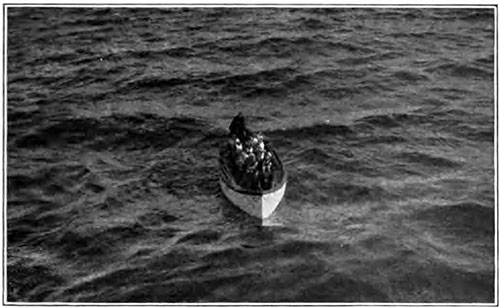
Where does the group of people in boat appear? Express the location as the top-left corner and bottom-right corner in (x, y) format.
(226, 113), (277, 190)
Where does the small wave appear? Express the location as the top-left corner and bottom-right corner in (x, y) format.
(201, 240), (330, 267)
(177, 230), (221, 245)
(427, 8), (493, 21)
(8, 162), (92, 196)
(269, 123), (353, 140)
(8, 261), (64, 302)
(9, 75), (66, 87)
(331, 40), (374, 54)
(395, 151), (461, 169)
(207, 67), (299, 96)
(392, 70), (429, 82)
(451, 124), (494, 143)
(286, 272), (389, 302)
(401, 10), (427, 19)
(149, 163), (219, 197)
(230, 85), (286, 98)
(296, 17), (331, 30)
(59, 14), (121, 27)
(25, 219), (148, 261)
(295, 147), (333, 165)
(352, 133), (408, 146)
(289, 147), (379, 176)
(287, 168), (389, 202)
(49, 67), (116, 89)
(425, 110), (493, 142)
(123, 76), (192, 92)
(474, 54), (494, 65)
(428, 87), (470, 100)
(368, 252), (493, 302)
(413, 202), (493, 237)
(60, 266), (145, 301)
(429, 108), (471, 119)
(117, 70), (229, 94)
(376, 51), (406, 61)
(391, 31), (431, 40)
(471, 130), (494, 142)
(211, 67), (295, 86)
(355, 114), (400, 128)
(8, 207), (64, 245)
(461, 9), (494, 21)
(355, 113), (432, 129)
(35, 51), (79, 64)
(127, 47), (197, 59)
(8, 173), (53, 191)
(201, 37), (299, 57)
(425, 63), (492, 79)
(8, 110), (42, 125)
(337, 54), (378, 66)
(201, 247), (246, 265)
(319, 85), (367, 99)
(13, 117), (100, 148)
(211, 35), (373, 57)
(54, 230), (121, 258)
(14, 114), (211, 150)
(328, 182), (388, 203)
(117, 272), (257, 302)
(137, 210), (178, 227)
(53, 26), (115, 44)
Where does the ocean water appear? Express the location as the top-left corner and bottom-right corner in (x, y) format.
(6, 7), (495, 302)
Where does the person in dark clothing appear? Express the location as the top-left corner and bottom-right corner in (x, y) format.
(229, 112), (251, 142)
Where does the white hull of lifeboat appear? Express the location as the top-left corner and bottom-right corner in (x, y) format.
(220, 179), (286, 219)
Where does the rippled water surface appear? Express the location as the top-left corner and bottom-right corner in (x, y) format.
(7, 7), (495, 302)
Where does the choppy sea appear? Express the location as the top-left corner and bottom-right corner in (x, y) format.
(6, 7), (496, 302)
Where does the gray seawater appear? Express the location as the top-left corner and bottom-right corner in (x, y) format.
(7, 7), (495, 302)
